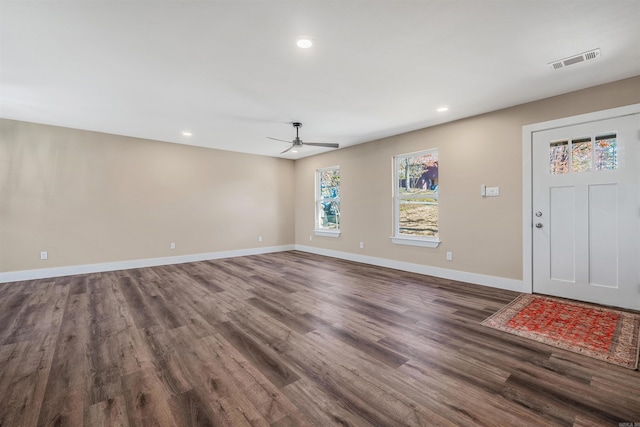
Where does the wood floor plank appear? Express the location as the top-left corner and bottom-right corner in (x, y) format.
(158, 336), (273, 427)
(216, 321), (300, 389)
(320, 324), (409, 368)
(0, 287), (32, 339)
(86, 279), (141, 405)
(302, 326), (520, 426)
(36, 292), (90, 427)
(282, 378), (378, 427)
(117, 277), (158, 330)
(196, 333), (312, 426)
(85, 395), (130, 427)
(121, 368), (180, 427)
(505, 368), (634, 425)
(246, 297), (317, 335)
(0, 283), (68, 427)
(398, 360), (558, 427)
(1, 251), (639, 425)
(282, 330), (449, 426)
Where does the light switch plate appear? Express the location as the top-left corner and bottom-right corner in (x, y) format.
(486, 186), (500, 197)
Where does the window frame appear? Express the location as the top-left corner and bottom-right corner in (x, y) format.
(391, 149), (440, 248)
(315, 165), (341, 237)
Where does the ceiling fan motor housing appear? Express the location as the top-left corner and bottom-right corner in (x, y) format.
(293, 122), (303, 144)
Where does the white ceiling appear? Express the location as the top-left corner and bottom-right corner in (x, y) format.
(2, 1), (639, 159)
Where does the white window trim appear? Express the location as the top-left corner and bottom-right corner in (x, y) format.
(314, 229), (341, 237)
(315, 165), (340, 233)
(392, 149), (440, 248)
(390, 236), (440, 248)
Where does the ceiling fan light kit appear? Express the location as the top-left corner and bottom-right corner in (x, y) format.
(267, 122), (340, 154)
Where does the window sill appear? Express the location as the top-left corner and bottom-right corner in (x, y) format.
(390, 236), (440, 248)
(314, 230), (341, 238)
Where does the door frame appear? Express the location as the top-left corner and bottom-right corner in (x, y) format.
(521, 103), (640, 294)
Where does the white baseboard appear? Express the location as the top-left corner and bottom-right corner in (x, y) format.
(295, 245), (527, 293)
(0, 245), (295, 283)
(1, 244), (526, 294)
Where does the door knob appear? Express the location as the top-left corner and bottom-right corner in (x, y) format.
(535, 211), (542, 217)
(535, 223), (543, 228)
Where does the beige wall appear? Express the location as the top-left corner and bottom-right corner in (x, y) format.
(295, 76), (640, 280)
(2, 76), (639, 278)
(0, 120), (295, 272)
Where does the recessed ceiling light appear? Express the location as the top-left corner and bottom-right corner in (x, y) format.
(291, 149), (298, 153)
(437, 106), (449, 112)
(182, 131), (192, 136)
(296, 38), (313, 49)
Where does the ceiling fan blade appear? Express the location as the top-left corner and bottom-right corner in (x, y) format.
(302, 142), (340, 149)
(269, 123), (337, 153)
(267, 137), (293, 143)
(280, 145), (295, 154)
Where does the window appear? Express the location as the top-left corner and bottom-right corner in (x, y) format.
(550, 133), (617, 175)
(315, 166), (340, 237)
(392, 149), (439, 247)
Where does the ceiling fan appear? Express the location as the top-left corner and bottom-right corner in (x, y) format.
(267, 122), (339, 154)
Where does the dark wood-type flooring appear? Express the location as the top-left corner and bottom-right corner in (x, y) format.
(1, 251), (639, 426)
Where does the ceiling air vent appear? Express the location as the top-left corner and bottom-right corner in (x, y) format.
(548, 48), (601, 70)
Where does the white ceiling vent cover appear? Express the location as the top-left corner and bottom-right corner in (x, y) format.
(549, 48), (601, 70)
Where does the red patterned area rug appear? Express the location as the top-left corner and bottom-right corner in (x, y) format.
(481, 294), (640, 369)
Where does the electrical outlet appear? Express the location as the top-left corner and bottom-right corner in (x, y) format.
(170, 242), (176, 250)
(40, 251), (48, 260)
(258, 236), (263, 242)
(446, 251), (453, 261)
(309, 235), (313, 241)
(359, 242), (364, 249)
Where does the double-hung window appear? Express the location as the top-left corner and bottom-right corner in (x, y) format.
(315, 166), (340, 237)
(392, 149), (439, 247)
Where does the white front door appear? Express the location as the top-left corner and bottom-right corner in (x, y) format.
(532, 113), (640, 311)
